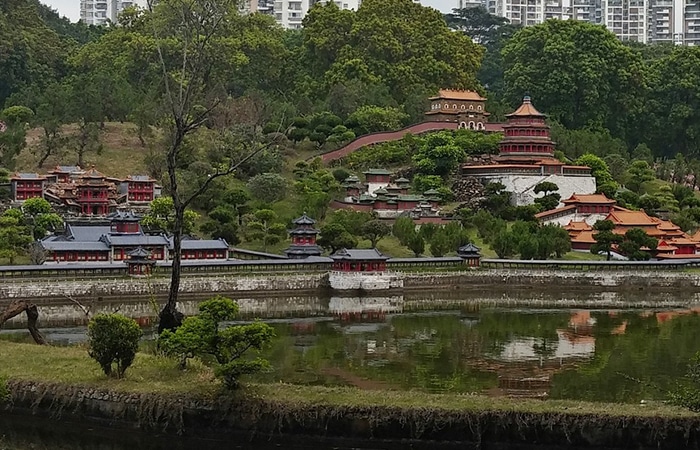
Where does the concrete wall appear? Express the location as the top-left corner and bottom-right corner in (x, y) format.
(478, 173), (597, 206)
(328, 272), (403, 291)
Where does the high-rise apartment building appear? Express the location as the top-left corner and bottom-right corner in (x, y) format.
(647, 0), (700, 45)
(269, 0), (361, 29)
(80, 0), (145, 25)
(483, 0), (700, 44)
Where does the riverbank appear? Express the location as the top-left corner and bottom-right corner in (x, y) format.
(2, 341), (700, 448)
(4, 269), (700, 302)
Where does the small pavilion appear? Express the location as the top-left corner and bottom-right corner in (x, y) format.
(284, 213), (323, 259)
(458, 243), (482, 267)
(330, 248), (389, 272)
(125, 247), (156, 277)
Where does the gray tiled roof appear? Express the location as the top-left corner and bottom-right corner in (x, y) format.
(14, 173), (43, 179)
(67, 225), (112, 242)
(41, 241), (109, 251)
(129, 175), (153, 181)
(103, 235), (170, 247)
(179, 239), (229, 250)
(330, 248), (388, 261)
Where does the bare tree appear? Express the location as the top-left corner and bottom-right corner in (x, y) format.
(146, 0), (280, 332)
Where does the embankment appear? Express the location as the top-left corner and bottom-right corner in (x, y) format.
(3, 269), (700, 303)
(3, 379), (700, 449)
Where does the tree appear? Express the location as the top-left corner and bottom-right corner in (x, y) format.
(625, 160), (656, 193)
(245, 209), (287, 252)
(407, 232), (425, 257)
(87, 314), (142, 379)
(159, 296), (274, 389)
(392, 217), (416, 246)
(502, 20), (644, 134)
(575, 153), (618, 193)
(412, 131), (464, 176)
(327, 209), (372, 235)
(0, 106), (32, 169)
(590, 220), (623, 261)
(536, 224), (571, 259)
(141, 197), (199, 235)
(0, 211), (33, 264)
(533, 181), (561, 211)
(303, 0), (483, 104)
(361, 219), (390, 247)
(223, 188), (250, 226)
(318, 222), (358, 253)
(22, 198), (52, 217)
(492, 230), (516, 258)
(429, 228), (451, 257)
(246, 173), (288, 204)
(619, 228), (657, 261)
(345, 105), (409, 135)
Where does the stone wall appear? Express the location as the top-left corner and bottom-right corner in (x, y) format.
(476, 173), (597, 206)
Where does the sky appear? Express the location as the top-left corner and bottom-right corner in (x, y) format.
(40, 0), (455, 24)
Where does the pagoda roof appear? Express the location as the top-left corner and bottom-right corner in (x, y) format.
(49, 165), (83, 174)
(80, 167), (107, 179)
(374, 188), (389, 195)
(506, 96), (545, 118)
(344, 175), (360, 183)
(534, 205), (577, 220)
(127, 246), (152, 258)
(563, 194), (616, 205)
(458, 243), (481, 256)
(655, 241), (678, 251)
(395, 177), (410, 183)
(423, 189), (440, 196)
(565, 221), (593, 231)
(363, 168), (393, 176)
(606, 210), (658, 226)
(293, 213), (316, 225)
(570, 230), (597, 244)
(429, 89), (486, 102)
(331, 248), (389, 261)
(11, 172), (45, 180)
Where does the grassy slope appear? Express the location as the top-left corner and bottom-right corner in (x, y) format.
(0, 340), (695, 417)
(16, 123), (150, 177)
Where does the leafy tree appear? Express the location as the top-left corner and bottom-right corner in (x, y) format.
(407, 232), (425, 257)
(0, 212), (33, 264)
(575, 153), (618, 194)
(413, 175), (444, 194)
(518, 236), (539, 260)
(345, 105), (409, 135)
(246, 173), (288, 204)
(245, 209), (287, 252)
(87, 314), (142, 379)
(429, 228), (451, 257)
(361, 220), (391, 247)
(412, 131), (464, 176)
(625, 160), (656, 193)
(502, 20), (644, 134)
(142, 197), (199, 235)
(590, 220), (623, 261)
(0, 106), (32, 169)
(482, 182), (511, 217)
(200, 205), (239, 245)
(303, 0), (483, 104)
(318, 222), (358, 253)
(392, 217), (416, 246)
(492, 230), (516, 259)
(293, 168), (341, 219)
(332, 168), (351, 183)
(159, 296), (274, 389)
(533, 181), (561, 211)
(223, 188), (250, 226)
(22, 198), (52, 217)
(326, 209), (372, 234)
(536, 224), (571, 259)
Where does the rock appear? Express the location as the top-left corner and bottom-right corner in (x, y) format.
(451, 177), (485, 208)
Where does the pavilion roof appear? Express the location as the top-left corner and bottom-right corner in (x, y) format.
(563, 194), (616, 205)
(330, 248), (389, 261)
(570, 230), (597, 244)
(506, 96), (545, 118)
(606, 210), (659, 226)
(565, 221), (592, 231)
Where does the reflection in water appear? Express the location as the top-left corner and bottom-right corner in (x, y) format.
(4, 295), (700, 403)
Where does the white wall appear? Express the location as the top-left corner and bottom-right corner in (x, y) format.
(478, 174), (597, 207)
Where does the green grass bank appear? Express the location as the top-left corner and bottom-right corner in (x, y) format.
(2, 341), (700, 448)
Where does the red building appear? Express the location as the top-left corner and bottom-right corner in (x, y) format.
(330, 248), (389, 272)
(47, 165), (83, 184)
(363, 168), (392, 184)
(125, 175), (156, 203)
(10, 173), (47, 202)
(76, 167), (114, 216)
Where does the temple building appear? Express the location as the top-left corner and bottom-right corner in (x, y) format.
(10, 165), (159, 215)
(284, 213), (323, 259)
(331, 171), (444, 221)
(425, 89), (489, 130)
(330, 248), (389, 272)
(10, 173), (47, 202)
(535, 194), (623, 226)
(461, 96), (596, 206)
(39, 211), (229, 263)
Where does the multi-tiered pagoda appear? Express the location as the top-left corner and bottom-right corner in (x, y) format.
(284, 213), (323, 259)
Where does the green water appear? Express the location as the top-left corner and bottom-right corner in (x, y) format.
(247, 307), (700, 402)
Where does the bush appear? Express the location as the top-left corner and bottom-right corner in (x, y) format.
(670, 351), (700, 411)
(159, 296), (275, 389)
(0, 375), (9, 402)
(87, 314), (142, 378)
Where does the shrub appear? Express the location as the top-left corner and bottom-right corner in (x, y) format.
(87, 314), (142, 378)
(0, 375), (9, 402)
(670, 351), (700, 411)
(159, 296), (275, 389)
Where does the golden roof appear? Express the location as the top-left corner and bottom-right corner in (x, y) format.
(506, 96), (545, 118)
(430, 89), (486, 102)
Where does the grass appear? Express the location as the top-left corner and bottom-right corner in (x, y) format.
(17, 123), (150, 177)
(1, 340), (697, 418)
(0, 341), (217, 396)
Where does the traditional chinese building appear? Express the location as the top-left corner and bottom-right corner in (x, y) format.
(125, 247), (156, 277)
(39, 211), (229, 263)
(535, 193), (622, 226)
(461, 96), (596, 206)
(284, 213), (323, 259)
(10, 173), (47, 202)
(123, 175), (157, 204)
(424, 89), (489, 130)
(47, 165), (84, 184)
(330, 248), (389, 272)
(458, 243), (482, 267)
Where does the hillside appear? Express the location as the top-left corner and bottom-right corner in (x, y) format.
(15, 123), (150, 177)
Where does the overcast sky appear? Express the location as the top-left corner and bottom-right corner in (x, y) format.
(41, 0), (456, 23)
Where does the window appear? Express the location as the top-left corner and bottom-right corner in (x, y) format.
(477, 105), (482, 111)
(469, 104), (474, 110)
